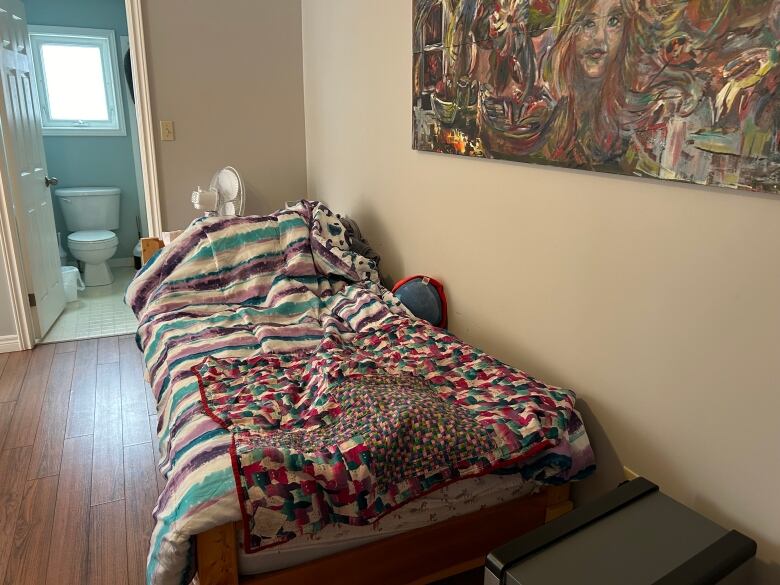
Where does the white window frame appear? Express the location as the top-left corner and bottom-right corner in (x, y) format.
(28, 25), (126, 137)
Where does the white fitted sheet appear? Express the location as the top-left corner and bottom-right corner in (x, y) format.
(238, 473), (538, 575)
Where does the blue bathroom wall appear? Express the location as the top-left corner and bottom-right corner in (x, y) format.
(23, 0), (143, 260)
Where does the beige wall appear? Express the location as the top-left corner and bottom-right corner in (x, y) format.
(302, 0), (780, 580)
(141, 0), (307, 231)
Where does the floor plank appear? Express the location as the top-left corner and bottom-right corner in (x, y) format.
(0, 354), (7, 379)
(119, 338), (150, 446)
(148, 414), (166, 495)
(0, 351), (31, 404)
(3, 345), (55, 449)
(28, 352), (77, 479)
(124, 442), (158, 585)
(91, 363), (124, 505)
(54, 341), (77, 354)
(88, 500), (129, 585)
(0, 446), (33, 584)
(97, 336), (119, 365)
(0, 403), (14, 452)
(45, 435), (93, 585)
(64, 339), (98, 438)
(2, 476), (58, 585)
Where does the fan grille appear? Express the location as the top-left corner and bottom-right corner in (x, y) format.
(208, 166), (245, 216)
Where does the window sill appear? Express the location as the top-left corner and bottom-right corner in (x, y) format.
(42, 127), (127, 137)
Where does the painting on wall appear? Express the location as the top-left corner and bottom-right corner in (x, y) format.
(412, 0), (780, 193)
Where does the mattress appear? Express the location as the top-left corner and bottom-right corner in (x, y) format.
(238, 473), (538, 575)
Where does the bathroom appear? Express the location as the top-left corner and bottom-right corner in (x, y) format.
(22, 0), (147, 343)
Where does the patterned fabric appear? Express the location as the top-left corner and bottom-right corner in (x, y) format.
(237, 473), (538, 574)
(195, 313), (578, 551)
(238, 427), (594, 575)
(125, 201), (594, 585)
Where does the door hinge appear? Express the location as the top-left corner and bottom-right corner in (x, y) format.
(28, 293), (36, 307)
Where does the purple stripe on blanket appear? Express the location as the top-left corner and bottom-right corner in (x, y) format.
(353, 308), (394, 331)
(129, 229), (208, 313)
(252, 283), (316, 307)
(155, 443), (230, 511)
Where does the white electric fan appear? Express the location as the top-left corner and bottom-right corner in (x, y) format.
(191, 166), (246, 216)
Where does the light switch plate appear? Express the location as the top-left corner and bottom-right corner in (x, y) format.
(160, 120), (175, 141)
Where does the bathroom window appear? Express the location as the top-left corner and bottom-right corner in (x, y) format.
(29, 26), (126, 136)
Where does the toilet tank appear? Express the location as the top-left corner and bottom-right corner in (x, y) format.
(55, 187), (121, 231)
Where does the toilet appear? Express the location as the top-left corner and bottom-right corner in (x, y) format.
(55, 187), (120, 287)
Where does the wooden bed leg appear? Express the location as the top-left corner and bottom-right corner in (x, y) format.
(544, 484), (574, 522)
(140, 237), (164, 264)
(196, 522), (240, 585)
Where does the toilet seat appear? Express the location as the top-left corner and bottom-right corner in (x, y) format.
(67, 230), (119, 251)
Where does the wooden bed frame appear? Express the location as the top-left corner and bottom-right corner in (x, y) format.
(196, 484), (573, 585)
(140, 238), (575, 585)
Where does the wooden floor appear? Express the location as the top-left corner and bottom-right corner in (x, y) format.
(0, 335), (163, 585)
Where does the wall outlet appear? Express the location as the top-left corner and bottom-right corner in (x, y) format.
(623, 466), (640, 481)
(160, 120), (175, 141)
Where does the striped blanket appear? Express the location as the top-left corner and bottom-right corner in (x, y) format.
(127, 201), (594, 585)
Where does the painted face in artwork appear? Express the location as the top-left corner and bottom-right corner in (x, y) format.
(574, 0), (624, 79)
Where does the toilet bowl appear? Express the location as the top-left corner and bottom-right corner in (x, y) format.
(55, 187), (121, 287)
(67, 230), (119, 286)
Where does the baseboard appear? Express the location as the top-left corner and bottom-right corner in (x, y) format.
(0, 335), (21, 353)
(108, 257), (134, 267)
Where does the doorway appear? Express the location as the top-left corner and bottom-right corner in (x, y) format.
(0, 0), (160, 348)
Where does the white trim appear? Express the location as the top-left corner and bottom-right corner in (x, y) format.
(125, 0), (162, 238)
(0, 335), (22, 354)
(28, 25), (127, 137)
(0, 174), (36, 350)
(40, 127), (127, 137)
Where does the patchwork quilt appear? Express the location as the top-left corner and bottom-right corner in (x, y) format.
(126, 201), (594, 585)
(195, 314), (580, 551)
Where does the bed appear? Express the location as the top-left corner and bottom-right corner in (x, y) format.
(131, 201), (595, 585)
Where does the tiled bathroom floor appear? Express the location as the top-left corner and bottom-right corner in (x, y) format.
(41, 266), (139, 344)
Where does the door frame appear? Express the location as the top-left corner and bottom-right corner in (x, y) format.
(0, 0), (162, 351)
(125, 0), (162, 238)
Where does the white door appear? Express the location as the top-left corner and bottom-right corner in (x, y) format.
(0, 0), (65, 338)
